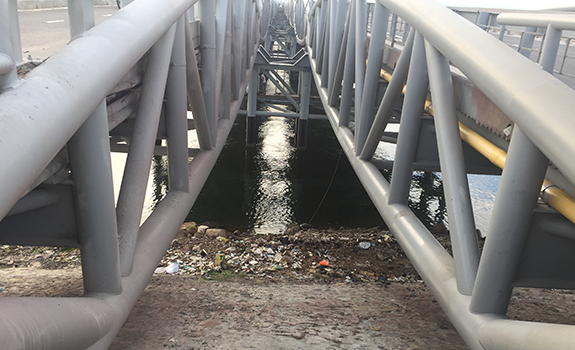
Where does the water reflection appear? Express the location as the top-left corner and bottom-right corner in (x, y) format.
(250, 117), (295, 233)
(145, 113), (499, 235)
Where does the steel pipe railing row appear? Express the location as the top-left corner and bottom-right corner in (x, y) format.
(292, 0), (575, 349)
(0, 0), (270, 348)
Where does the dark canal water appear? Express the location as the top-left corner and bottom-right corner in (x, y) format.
(146, 113), (500, 235)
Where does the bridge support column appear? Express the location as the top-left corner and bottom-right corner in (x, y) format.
(470, 127), (549, 314)
(296, 69), (312, 150)
(246, 67), (259, 147)
(68, 102), (122, 294)
(388, 33), (428, 205)
(0, 0), (18, 90)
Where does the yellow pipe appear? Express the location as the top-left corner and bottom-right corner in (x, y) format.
(375, 65), (575, 224)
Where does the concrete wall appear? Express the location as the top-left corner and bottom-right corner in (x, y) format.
(17, 0), (116, 9)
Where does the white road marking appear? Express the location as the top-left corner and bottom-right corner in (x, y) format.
(43, 19), (64, 24)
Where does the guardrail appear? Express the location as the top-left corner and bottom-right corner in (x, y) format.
(0, 0), (270, 348)
(290, 0), (575, 349)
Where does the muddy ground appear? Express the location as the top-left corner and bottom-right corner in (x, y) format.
(1, 225), (575, 349)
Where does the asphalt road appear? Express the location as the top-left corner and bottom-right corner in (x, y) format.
(17, 6), (118, 60)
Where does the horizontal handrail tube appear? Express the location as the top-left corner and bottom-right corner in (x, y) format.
(497, 12), (575, 31)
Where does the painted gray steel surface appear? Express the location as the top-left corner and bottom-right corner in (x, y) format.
(290, 0), (575, 349)
(0, 0), (268, 348)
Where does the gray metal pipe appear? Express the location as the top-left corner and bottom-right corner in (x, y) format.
(339, 0), (356, 127)
(355, 2), (389, 156)
(270, 69), (297, 94)
(65, 0), (121, 295)
(87, 70), (252, 350)
(425, 41), (479, 296)
(214, 0), (229, 120)
(320, 4), (331, 88)
(360, 29), (414, 161)
(233, 0), (247, 86)
(539, 25), (562, 73)
(0, 0), (200, 221)
(264, 71), (300, 110)
(327, 0), (338, 89)
(68, 101), (123, 294)
(68, 0), (86, 39)
(387, 33), (428, 205)
(354, 0), (366, 150)
(300, 69), (312, 120)
(0, 0), (17, 90)
(0, 297), (116, 350)
(221, 0), (233, 118)
(497, 12), (575, 31)
(200, 0), (218, 145)
(184, 14), (212, 150)
(377, 0), (575, 204)
(8, 0), (22, 64)
(470, 127), (549, 315)
(117, 25), (176, 277)
(328, 1), (351, 106)
(166, 17), (190, 193)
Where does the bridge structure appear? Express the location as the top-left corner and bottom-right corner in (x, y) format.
(1, 0), (575, 349)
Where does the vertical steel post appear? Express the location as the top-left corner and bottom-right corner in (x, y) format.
(82, 0), (95, 30)
(166, 17), (190, 193)
(65, 0), (123, 294)
(214, 0), (229, 120)
(402, 23), (410, 44)
(68, 0), (86, 39)
(388, 33), (428, 205)
(327, 0), (338, 89)
(328, 0), (351, 105)
(559, 38), (571, 74)
(296, 69), (312, 150)
(320, 6), (330, 88)
(246, 67), (259, 147)
(389, 13), (397, 47)
(425, 41), (479, 296)
(356, 2), (389, 156)
(360, 29), (414, 161)
(0, 0), (17, 90)
(200, 0), (218, 145)
(470, 127), (548, 314)
(221, 0), (233, 118)
(68, 102), (123, 294)
(117, 26), (176, 276)
(316, 1), (328, 75)
(185, 14), (212, 150)
(519, 26), (537, 59)
(539, 24), (562, 74)
(498, 25), (506, 41)
(354, 0), (367, 149)
(328, 3), (351, 106)
(339, 0), (356, 127)
(233, 0), (247, 86)
(8, 0), (22, 64)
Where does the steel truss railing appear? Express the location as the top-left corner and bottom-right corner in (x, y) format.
(290, 0), (575, 349)
(0, 0), (270, 348)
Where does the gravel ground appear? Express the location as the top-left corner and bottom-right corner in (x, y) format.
(1, 224), (575, 349)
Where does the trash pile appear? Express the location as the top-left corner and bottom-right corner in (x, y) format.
(156, 223), (423, 283)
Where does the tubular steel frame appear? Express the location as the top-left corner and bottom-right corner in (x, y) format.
(290, 0), (575, 349)
(0, 0), (271, 348)
(3, 0), (575, 348)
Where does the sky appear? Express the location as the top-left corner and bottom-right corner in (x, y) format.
(359, 0), (575, 10)
(435, 0), (573, 10)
